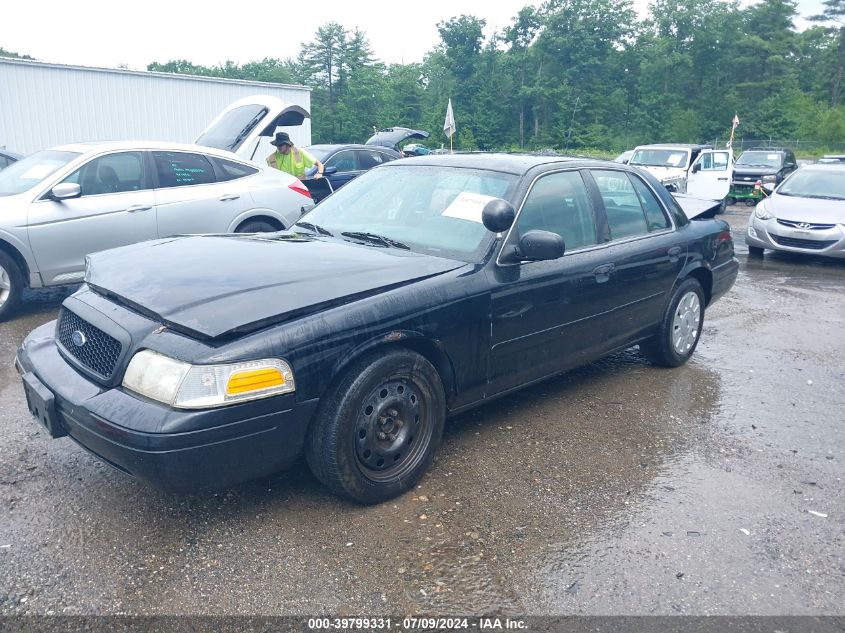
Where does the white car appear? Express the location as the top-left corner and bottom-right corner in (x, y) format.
(628, 143), (734, 207)
(0, 97), (315, 320)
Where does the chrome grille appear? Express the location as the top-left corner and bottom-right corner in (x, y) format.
(777, 219), (836, 230)
(57, 309), (122, 379)
(770, 235), (836, 250)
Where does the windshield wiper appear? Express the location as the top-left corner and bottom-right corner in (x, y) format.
(296, 221), (334, 236)
(341, 231), (410, 250)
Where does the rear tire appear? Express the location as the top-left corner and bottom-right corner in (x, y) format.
(745, 199), (757, 207)
(640, 278), (705, 368)
(236, 219), (280, 233)
(748, 245), (765, 258)
(305, 349), (446, 504)
(0, 251), (23, 322)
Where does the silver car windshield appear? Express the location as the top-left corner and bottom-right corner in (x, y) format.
(779, 169), (845, 200)
(297, 165), (519, 263)
(0, 150), (80, 197)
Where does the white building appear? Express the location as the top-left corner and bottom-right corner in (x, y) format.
(0, 57), (312, 156)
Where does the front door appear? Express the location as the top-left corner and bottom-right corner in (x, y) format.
(27, 151), (157, 286)
(488, 169), (615, 393)
(688, 150), (733, 200)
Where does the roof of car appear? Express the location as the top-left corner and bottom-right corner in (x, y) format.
(50, 140), (246, 161)
(383, 152), (604, 174)
(632, 143), (713, 151)
(799, 163), (845, 171)
(307, 144), (400, 153)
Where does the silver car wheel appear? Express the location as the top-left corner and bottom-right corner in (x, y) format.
(0, 263), (10, 308)
(672, 291), (701, 355)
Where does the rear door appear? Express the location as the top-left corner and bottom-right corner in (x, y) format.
(151, 150), (248, 237)
(584, 168), (686, 348)
(27, 151), (157, 286)
(688, 149), (733, 200)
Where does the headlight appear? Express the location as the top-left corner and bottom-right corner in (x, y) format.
(754, 203), (774, 220)
(761, 175), (777, 183)
(123, 350), (295, 409)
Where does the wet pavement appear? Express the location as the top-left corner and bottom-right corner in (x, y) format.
(0, 206), (843, 616)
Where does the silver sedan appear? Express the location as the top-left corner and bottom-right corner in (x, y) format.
(746, 164), (845, 258)
(0, 141), (314, 320)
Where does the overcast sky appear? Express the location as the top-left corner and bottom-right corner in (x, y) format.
(2, 0), (826, 72)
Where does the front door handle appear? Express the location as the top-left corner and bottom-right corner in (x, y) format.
(125, 204), (152, 213)
(219, 194), (241, 202)
(717, 177), (729, 181)
(668, 246), (683, 262)
(592, 263), (615, 283)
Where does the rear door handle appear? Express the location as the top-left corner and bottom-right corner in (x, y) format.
(717, 177), (729, 181)
(219, 194), (240, 201)
(592, 263), (615, 283)
(125, 204), (152, 213)
(668, 246), (683, 262)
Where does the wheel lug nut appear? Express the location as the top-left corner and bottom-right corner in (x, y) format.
(390, 409), (398, 417)
(377, 432), (387, 440)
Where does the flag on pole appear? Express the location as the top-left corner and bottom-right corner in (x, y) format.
(444, 99), (456, 139)
(728, 113), (740, 148)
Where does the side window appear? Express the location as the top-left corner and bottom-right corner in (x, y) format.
(214, 157), (258, 182)
(153, 152), (216, 188)
(0, 156), (8, 169)
(63, 151), (146, 196)
(698, 152), (729, 171)
(357, 150), (386, 170)
(591, 169), (649, 239)
(516, 171), (597, 251)
(325, 151), (358, 173)
(630, 176), (670, 231)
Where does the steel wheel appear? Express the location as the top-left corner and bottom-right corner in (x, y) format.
(354, 378), (433, 482)
(306, 348), (446, 503)
(671, 291), (701, 355)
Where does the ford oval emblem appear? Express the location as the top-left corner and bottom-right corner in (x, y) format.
(71, 330), (87, 347)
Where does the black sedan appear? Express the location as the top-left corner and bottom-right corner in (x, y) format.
(16, 155), (739, 503)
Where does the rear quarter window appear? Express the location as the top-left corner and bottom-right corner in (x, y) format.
(213, 158), (258, 182)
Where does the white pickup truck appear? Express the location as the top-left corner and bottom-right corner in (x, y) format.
(628, 143), (734, 209)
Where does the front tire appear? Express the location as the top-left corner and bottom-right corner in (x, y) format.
(305, 349), (446, 504)
(0, 251), (23, 322)
(748, 245), (765, 258)
(640, 278), (705, 368)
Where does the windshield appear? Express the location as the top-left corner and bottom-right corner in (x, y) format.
(629, 149), (690, 169)
(778, 169), (845, 200)
(297, 165), (519, 263)
(305, 146), (331, 161)
(0, 150), (80, 197)
(195, 104), (268, 151)
(737, 151), (783, 168)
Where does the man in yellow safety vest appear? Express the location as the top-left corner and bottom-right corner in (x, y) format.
(266, 132), (325, 180)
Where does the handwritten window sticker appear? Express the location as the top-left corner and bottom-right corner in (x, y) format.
(21, 164), (59, 181)
(767, 154), (779, 161)
(442, 192), (498, 224)
(667, 153), (685, 167)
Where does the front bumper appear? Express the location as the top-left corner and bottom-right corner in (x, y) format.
(746, 216), (845, 258)
(17, 322), (319, 490)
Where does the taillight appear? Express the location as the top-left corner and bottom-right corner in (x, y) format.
(288, 181), (312, 199)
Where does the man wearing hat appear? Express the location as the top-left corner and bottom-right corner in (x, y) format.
(266, 132), (325, 179)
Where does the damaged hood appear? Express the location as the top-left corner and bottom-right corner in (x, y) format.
(366, 127), (429, 150)
(673, 193), (722, 219)
(84, 234), (464, 339)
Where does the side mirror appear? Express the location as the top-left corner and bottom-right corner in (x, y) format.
(691, 163), (701, 174)
(323, 166), (338, 175)
(518, 230), (565, 261)
(482, 199), (515, 233)
(49, 183), (81, 200)
(762, 182), (775, 193)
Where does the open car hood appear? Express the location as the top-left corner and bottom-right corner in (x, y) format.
(194, 95), (310, 162)
(84, 234), (463, 340)
(366, 127), (429, 150)
(672, 194), (722, 219)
